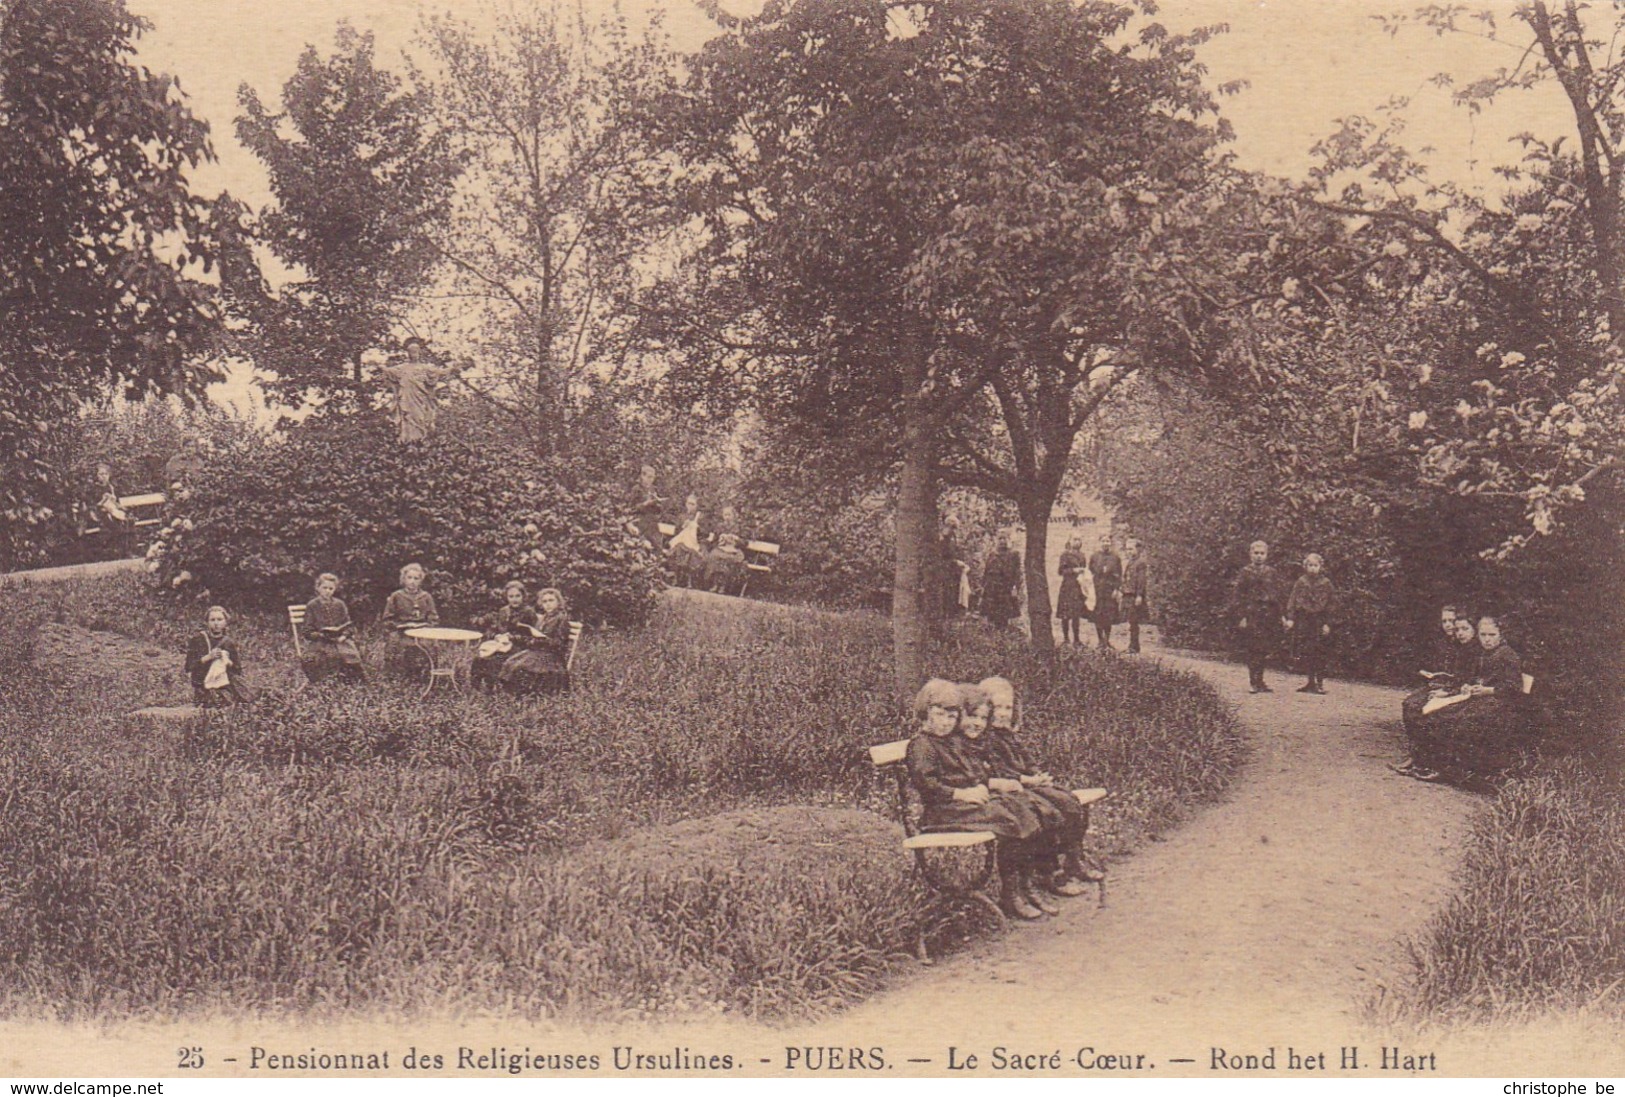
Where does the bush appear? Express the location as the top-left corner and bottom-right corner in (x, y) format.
(153, 411), (662, 626)
(1391, 760), (1625, 1021)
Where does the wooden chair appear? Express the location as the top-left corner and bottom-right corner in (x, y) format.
(565, 621), (584, 672)
(287, 604), (306, 661)
(739, 539), (782, 597)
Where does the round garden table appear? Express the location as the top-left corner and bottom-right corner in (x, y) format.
(404, 626), (483, 698)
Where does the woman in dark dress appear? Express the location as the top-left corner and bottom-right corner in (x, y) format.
(905, 678), (1048, 920)
(981, 535), (1022, 628)
(1395, 611), (1481, 775)
(704, 506), (749, 593)
(631, 464), (666, 549)
(667, 493), (708, 588)
(1055, 537), (1090, 646)
(185, 605), (252, 706)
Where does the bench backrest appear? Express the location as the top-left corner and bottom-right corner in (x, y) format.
(121, 492), (166, 529)
(869, 737), (923, 837)
(566, 620), (584, 672)
(287, 604), (306, 660)
(79, 492), (166, 537)
(654, 522), (781, 565)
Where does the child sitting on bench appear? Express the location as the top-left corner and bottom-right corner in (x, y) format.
(904, 677), (1049, 921)
(981, 675), (1105, 893)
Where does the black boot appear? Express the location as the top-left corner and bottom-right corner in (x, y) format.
(999, 873), (1043, 920)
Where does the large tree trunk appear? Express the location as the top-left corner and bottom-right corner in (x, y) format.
(893, 391), (937, 704)
(1018, 491), (1055, 654)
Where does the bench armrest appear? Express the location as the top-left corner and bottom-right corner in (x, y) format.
(868, 739), (909, 766)
(904, 831), (995, 850)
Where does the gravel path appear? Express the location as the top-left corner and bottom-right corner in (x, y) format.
(759, 647), (1483, 1057)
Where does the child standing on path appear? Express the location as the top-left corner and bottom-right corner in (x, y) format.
(1231, 540), (1283, 694)
(1284, 553), (1336, 694)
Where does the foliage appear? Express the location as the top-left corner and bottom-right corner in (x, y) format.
(0, 0), (220, 567)
(1093, 0), (1625, 735)
(231, 23), (463, 398)
(649, 0), (1261, 679)
(152, 412), (662, 626)
(728, 434), (895, 607)
(0, 576), (1243, 1021)
(1390, 760), (1625, 1020)
(1101, 377), (1625, 717)
(416, 1), (680, 450)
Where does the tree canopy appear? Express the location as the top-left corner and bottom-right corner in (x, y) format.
(232, 23), (463, 399)
(0, 0), (220, 565)
(653, 0), (1253, 682)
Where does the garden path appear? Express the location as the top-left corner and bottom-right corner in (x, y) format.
(0, 555), (143, 585)
(762, 641), (1488, 1056)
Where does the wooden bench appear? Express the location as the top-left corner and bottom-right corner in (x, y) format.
(868, 737), (1110, 961)
(77, 492), (166, 555)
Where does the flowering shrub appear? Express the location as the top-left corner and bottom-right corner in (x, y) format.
(154, 411), (661, 625)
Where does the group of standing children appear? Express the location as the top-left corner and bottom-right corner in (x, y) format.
(906, 676), (1105, 921)
(1054, 535), (1150, 653)
(1231, 540), (1338, 694)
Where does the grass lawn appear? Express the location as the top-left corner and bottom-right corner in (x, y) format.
(0, 575), (1244, 1023)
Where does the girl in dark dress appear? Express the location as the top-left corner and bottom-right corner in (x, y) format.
(473, 581), (537, 691)
(959, 683), (1058, 917)
(381, 562), (440, 677)
(980, 676), (1104, 895)
(185, 605), (252, 706)
(1055, 538), (1090, 646)
(1424, 615), (1530, 785)
(1284, 552), (1336, 694)
(1395, 612), (1480, 775)
(904, 678), (1047, 920)
(301, 573), (365, 684)
(522, 587), (573, 694)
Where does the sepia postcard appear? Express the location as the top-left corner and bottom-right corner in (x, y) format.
(1, 0), (1621, 1088)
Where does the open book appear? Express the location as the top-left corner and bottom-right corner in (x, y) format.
(1421, 691), (1474, 716)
